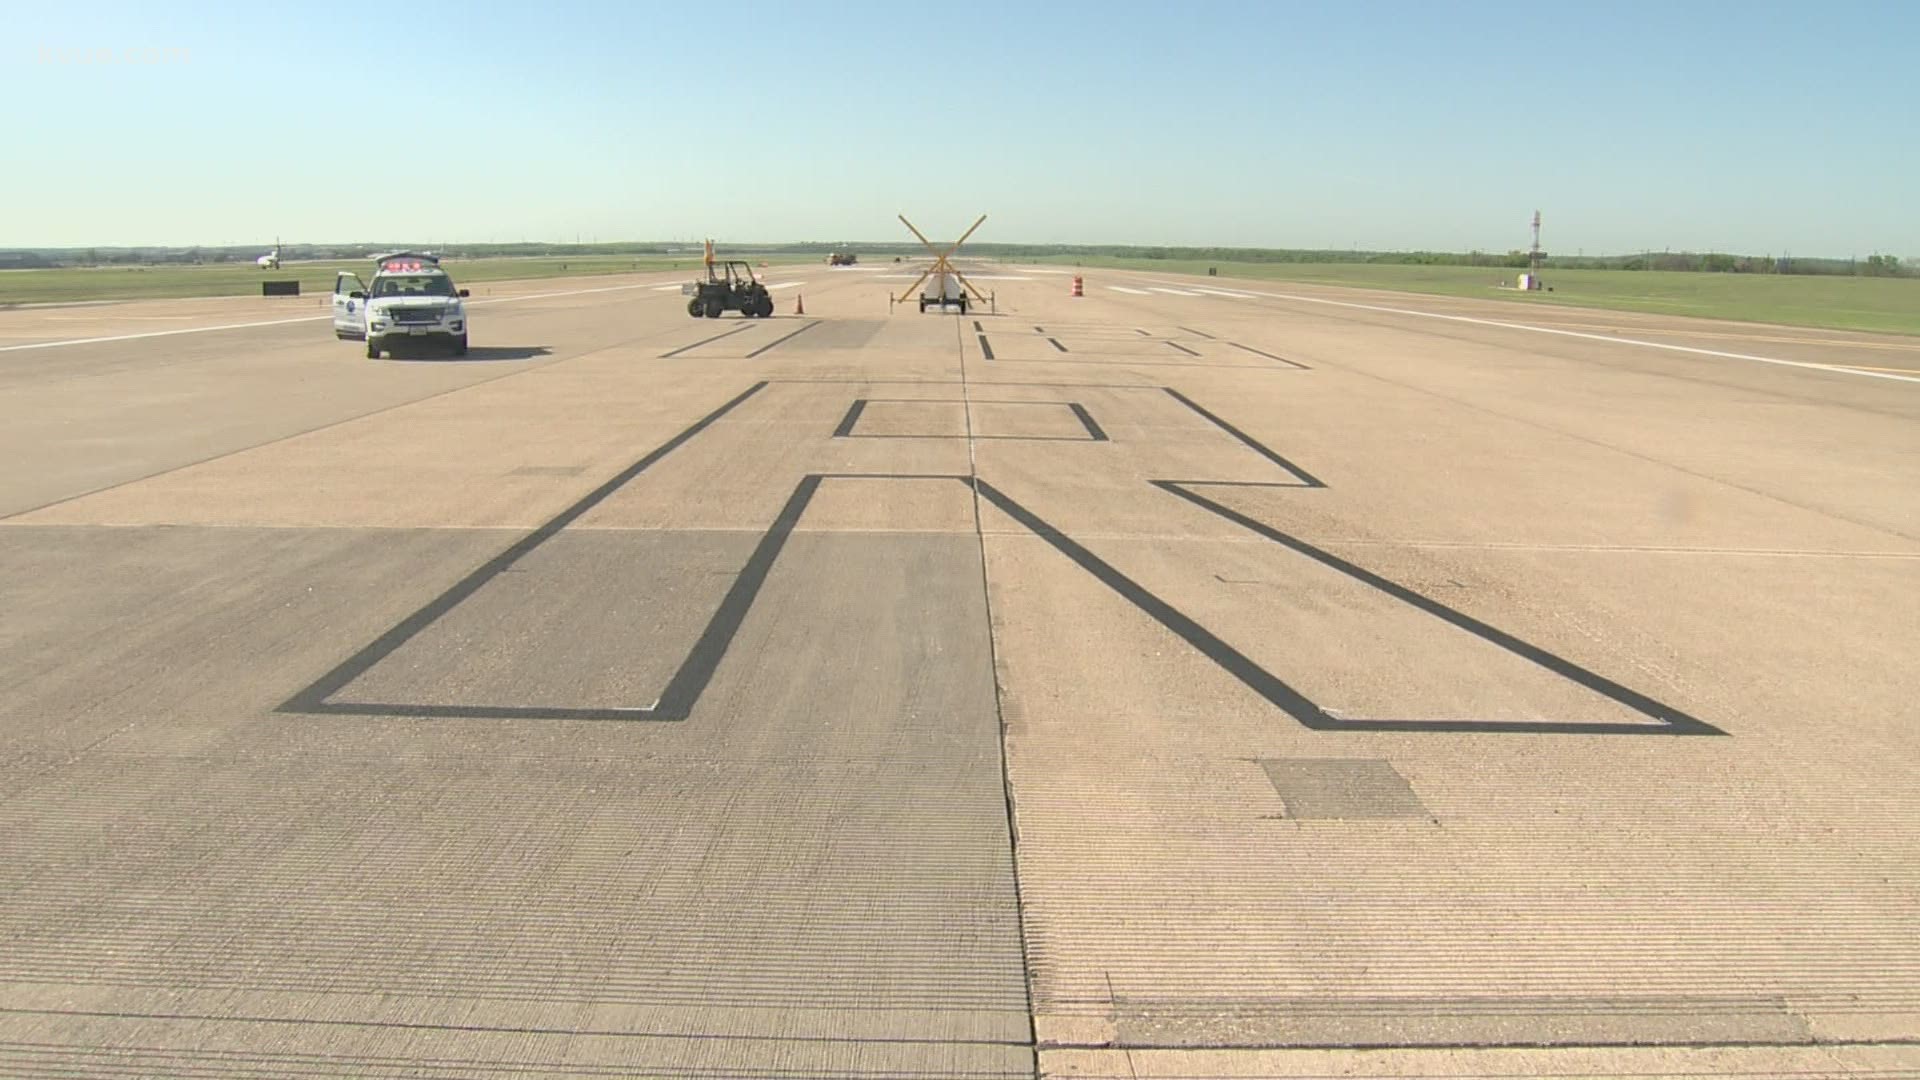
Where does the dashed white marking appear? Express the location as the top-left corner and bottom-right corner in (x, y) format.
(1192, 287), (1260, 299)
(650, 284), (685, 291)
(1179, 284), (1920, 386)
(767, 282), (805, 290)
(1147, 287), (1203, 297)
(1105, 285), (1153, 295)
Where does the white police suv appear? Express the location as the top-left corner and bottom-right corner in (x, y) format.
(332, 252), (470, 358)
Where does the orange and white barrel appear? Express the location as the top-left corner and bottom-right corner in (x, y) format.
(1070, 275), (1084, 297)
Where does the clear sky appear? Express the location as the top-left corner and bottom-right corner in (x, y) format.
(5, 0), (1915, 256)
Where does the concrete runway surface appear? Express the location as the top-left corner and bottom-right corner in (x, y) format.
(2, 262), (1917, 1078)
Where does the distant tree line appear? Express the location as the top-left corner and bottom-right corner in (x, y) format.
(0, 242), (1907, 278)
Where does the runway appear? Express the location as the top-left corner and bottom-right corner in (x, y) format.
(3, 262), (1917, 1077)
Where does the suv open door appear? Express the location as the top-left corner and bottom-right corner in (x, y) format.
(331, 272), (367, 340)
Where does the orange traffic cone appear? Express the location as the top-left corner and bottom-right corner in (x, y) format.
(1070, 275), (1084, 297)
(795, 293), (805, 315)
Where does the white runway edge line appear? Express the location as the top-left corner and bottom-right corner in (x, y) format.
(1144, 280), (1920, 386)
(1147, 287), (1203, 296)
(0, 280), (665, 353)
(1105, 286), (1153, 295)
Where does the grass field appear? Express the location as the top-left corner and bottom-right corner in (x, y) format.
(0, 254), (817, 306)
(1021, 256), (1920, 336)
(10, 251), (1916, 335)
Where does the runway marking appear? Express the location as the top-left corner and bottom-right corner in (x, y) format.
(659, 322), (760, 358)
(279, 382), (771, 722)
(744, 319), (822, 357)
(1192, 287), (1260, 299)
(1227, 341), (1311, 370)
(1321, 539), (1920, 559)
(44, 314), (201, 321)
(1150, 480), (1722, 736)
(650, 284), (685, 291)
(1105, 286), (1152, 295)
(0, 313), (332, 351)
(0, 281), (664, 352)
(767, 282), (805, 290)
(1157, 283), (1920, 386)
(1532, 324), (1920, 351)
(1161, 388), (1323, 487)
(1147, 287), (1203, 296)
(469, 282), (670, 305)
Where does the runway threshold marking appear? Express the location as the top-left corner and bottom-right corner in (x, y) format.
(0, 281), (666, 353)
(1140, 281), (1920, 386)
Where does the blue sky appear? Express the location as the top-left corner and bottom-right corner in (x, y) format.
(5, 0), (1915, 256)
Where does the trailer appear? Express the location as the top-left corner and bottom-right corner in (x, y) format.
(919, 269), (968, 313)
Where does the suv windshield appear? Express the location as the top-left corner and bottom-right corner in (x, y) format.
(372, 273), (456, 298)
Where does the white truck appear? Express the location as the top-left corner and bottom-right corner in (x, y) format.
(332, 252), (470, 358)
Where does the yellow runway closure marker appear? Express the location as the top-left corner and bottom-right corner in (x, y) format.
(892, 213), (991, 313)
